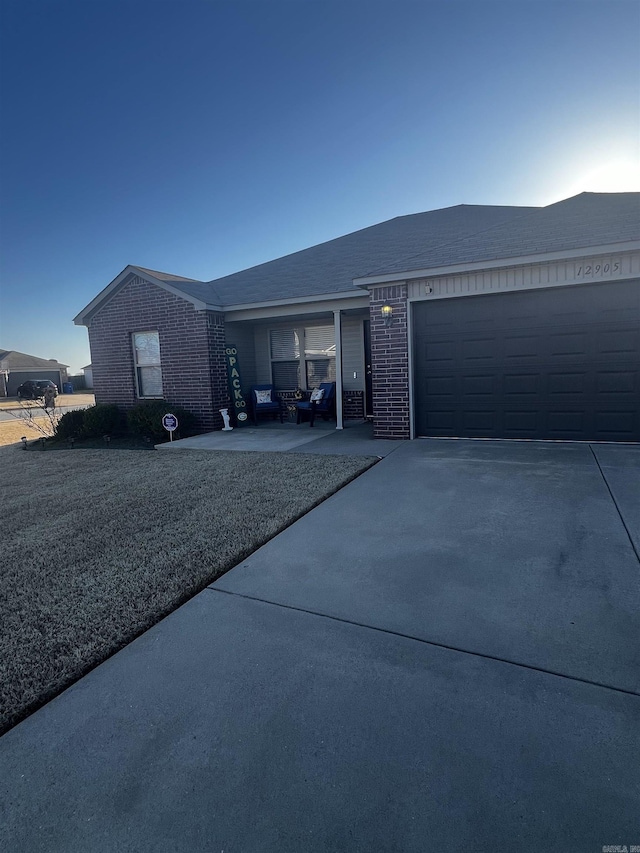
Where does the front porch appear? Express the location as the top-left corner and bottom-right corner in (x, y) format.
(223, 302), (372, 432)
(156, 419), (401, 457)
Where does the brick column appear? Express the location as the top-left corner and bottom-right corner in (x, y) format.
(369, 284), (410, 439)
(206, 312), (230, 432)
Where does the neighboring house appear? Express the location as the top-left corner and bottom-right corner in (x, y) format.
(0, 350), (69, 397)
(82, 365), (93, 388)
(74, 192), (640, 442)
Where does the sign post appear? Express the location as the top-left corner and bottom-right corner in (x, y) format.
(162, 413), (178, 442)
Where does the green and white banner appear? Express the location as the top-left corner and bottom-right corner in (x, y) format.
(225, 346), (248, 426)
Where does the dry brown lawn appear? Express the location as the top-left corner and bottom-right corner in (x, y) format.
(0, 395), (96, 446)
(0, 393), (95, 410)
(0, 417), (51, 447)
(0, 445), (375, 734)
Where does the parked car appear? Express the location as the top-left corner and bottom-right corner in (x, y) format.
(16, 380), (59, 400)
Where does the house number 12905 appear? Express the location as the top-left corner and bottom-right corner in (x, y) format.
(576, 261), (620, 277)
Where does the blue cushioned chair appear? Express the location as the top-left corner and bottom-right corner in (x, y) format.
(296, 382), (336, 427)
(250, 384), (283, 426)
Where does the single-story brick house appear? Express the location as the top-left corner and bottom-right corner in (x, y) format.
(75, 192), (640, 441)
(0, 350), (69, 397)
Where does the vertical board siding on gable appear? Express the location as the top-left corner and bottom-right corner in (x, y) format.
(88, 275), (225, 431)
(406, 251), (640, 301)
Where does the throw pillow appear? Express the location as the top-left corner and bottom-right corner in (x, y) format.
(255, 389), (272, 404)
(310, 388), (325, 402)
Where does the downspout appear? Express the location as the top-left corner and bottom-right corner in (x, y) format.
(333, 309), (343, 430)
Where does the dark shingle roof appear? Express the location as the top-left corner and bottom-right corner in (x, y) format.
(367, 192), (640, 277)
(133, 266), (202, 283)
(0, 350), (69, 369)
(120, 193), (639, 311)
(155, 204), (537, 307)
(130, 266), (224, 305)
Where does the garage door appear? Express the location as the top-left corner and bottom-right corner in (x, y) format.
(6, 370), (62, 397)
(413, 279), (640, 441)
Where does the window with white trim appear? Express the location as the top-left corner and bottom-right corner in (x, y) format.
(132, 331), (163, 398)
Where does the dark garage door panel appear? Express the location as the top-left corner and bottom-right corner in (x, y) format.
(6, 370), (63, 396)
(413, 280), (640, 441)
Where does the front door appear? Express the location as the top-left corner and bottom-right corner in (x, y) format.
(363, 319), (373, 418)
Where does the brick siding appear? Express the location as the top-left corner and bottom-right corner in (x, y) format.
(208, 311), (230, 430)
(88, 275), (228, 431)
(87, 273), (410, 438)
(343, 390), (365, 420)
(369, 284), (410, 439)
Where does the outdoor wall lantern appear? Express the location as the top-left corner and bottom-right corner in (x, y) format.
(381, 304), (393, 327)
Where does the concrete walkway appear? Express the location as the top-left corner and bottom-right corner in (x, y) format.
(156, 420), (402, 457)
(1, 440), (638, 851)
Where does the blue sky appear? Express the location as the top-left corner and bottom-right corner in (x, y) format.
(1, 0), (638, 372)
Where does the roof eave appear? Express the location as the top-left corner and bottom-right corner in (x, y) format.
(7, 363), (70, 370)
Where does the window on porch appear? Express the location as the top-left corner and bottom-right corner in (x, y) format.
(269, 326), (336, 391)
(270, 329), (300, 391)
(304, 326), (336, 386)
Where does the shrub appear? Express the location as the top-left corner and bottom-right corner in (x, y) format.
(55, 408), (87, 440)
(82, 404), (123, 437)
(127, 401), (197, 440)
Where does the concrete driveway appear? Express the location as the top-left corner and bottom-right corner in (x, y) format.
(1, 439), (638, 851)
